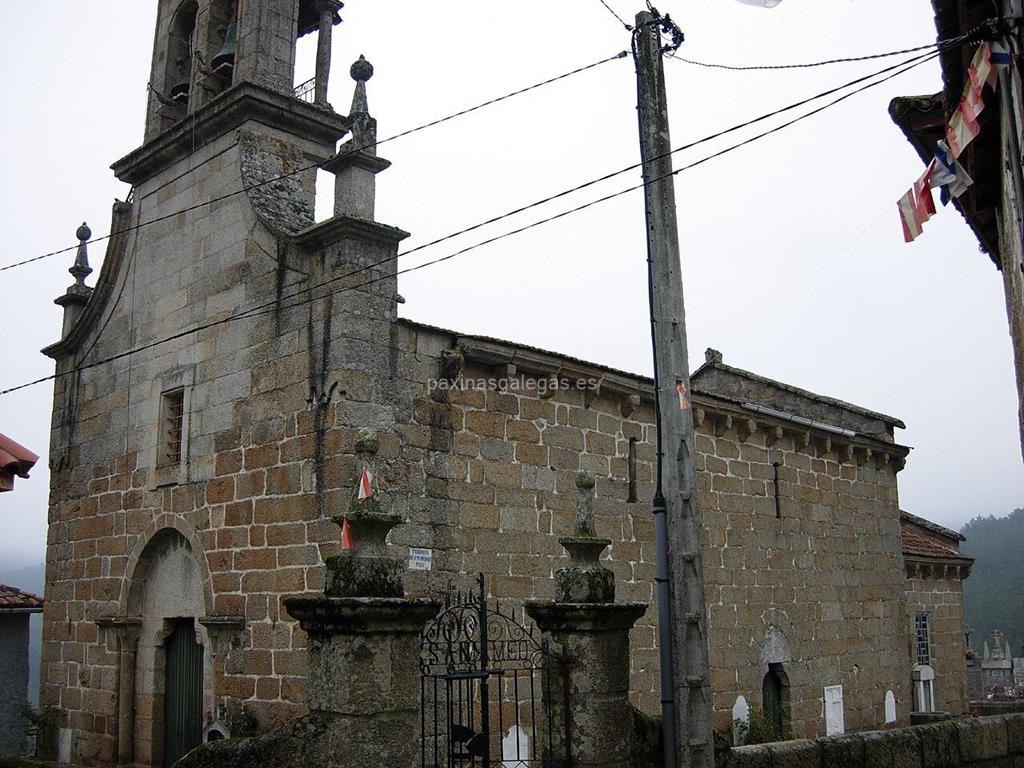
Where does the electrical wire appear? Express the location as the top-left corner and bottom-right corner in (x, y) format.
(597, 0), (633, 30)
(668, 36), (965, 71)
(0, 50), (628, 273)
(0, 48), (943, 398)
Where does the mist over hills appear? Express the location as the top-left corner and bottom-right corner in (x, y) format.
(961, 507), (1024, 657)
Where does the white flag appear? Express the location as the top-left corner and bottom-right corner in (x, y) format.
(735, 0), (782, 6)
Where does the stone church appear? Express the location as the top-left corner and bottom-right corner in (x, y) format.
(39, 1), (972, 765)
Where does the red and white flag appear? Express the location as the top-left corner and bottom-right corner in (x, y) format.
(341, 519), (354, 550)
(898, 188), (922, 242)
(357, 466), (373, 502)
(913, 163), (936, 226)
(946, 108), (982, 159)
(676, 382), (691, 410)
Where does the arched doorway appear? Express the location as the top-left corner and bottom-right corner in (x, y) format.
(126, 527), (210, 767)
(762, 663), (790, 741)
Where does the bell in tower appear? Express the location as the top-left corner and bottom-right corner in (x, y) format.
(210, 0), (238, 79)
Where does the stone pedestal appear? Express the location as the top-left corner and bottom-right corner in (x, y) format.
(284, 596), (438, 768)
(524, 470), (650, 768)
(526, 602), (646, 768)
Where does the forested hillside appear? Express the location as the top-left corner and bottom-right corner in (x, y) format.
(961, 508), (1024, 656)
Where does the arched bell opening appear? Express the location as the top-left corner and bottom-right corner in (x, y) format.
(203, 0), (238, 97)
(162, 1), (199, 118)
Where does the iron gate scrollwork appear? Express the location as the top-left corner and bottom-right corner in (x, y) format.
(420, 574), (569, 768)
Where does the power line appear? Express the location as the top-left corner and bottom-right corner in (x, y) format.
(596, 0), (633, 30)
(667, 36), (965, 71)
(0, 50), (628, 273)
(0, 48), (942, 398)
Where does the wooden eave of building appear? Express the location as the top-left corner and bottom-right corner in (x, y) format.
(111, 82), (351, 186)
(888, 0), (1005, 268)
(403, 319), (911, 468)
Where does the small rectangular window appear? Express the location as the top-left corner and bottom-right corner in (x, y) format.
(160, 389), (185, 467)
(915, 614), (931, 665)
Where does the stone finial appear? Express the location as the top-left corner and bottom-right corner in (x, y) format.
(556, 470), (614, 603)
(55, 222), (95, 337)
(351, 54), (373, 84)
(322, 55), (390, 219)
(72, 223), (93, 285)
(574, 471), (597, 537)
(348, 56), (374, 148)
(705, 347), (723, 364)
(354, 428), (379, 455)
(324, 456), (404, 598)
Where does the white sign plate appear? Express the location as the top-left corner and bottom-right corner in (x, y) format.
(409, 547), (432, 571)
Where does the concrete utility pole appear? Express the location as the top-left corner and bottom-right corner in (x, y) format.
(632, 10), (713, 768)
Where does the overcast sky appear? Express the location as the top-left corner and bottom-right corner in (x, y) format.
(1, 0), (1022, 571)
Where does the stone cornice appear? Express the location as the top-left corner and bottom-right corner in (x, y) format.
(904, 556), (973, 580)
(434, 325), (912, 469)
(112, 83), (350, 186)
(291, 215), (410, 251)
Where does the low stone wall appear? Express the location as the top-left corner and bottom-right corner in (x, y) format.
(718, 714), (1024, 768)
(970, 700), (1024, 716)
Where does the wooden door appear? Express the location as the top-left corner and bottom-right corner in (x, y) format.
(163, 619), (203, 767)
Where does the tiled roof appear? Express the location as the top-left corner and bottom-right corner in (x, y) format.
(901, 526), (972, 562)
(0, 432), (39, 492)
(0, 584), (44, 612)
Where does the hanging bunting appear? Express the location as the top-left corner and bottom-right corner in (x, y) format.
(676, 382), (691, 410)
(341, 518), (354, 550)
(357, 466), (373, 501)
(898, 41), (1009, 242)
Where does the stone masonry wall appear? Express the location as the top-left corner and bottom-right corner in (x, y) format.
(906, 575), (969, 717)
(718, 712), (1024, 768)
(43, 296), (917, 762)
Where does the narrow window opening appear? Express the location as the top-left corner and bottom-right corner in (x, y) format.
(627, 437), (638, 503)
(160, 389), (185, 467)
(915, 614), (931, 665)
(772, 461), (781, 518)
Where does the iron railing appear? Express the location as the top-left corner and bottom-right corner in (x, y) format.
(294, 77), (316, 103)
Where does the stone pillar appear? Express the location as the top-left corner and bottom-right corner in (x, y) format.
(285, 433), (438, 768)
(323, 57), (391, 220)
(97, 617), (141, 765)
(314, 2), (335, 105)
(525, 472), (649, 768)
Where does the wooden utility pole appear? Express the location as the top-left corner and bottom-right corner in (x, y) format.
(632, 11), (713, 768)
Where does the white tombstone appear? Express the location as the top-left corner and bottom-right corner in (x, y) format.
(884, 690), (897, 723)
(502, 725), (530, 767)
(824, 685), (845, 736)
(58, 727), (73, 764)
(732, 695), (750, 745)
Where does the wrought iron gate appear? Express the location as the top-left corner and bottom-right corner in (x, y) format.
(420, 575), (569, 768)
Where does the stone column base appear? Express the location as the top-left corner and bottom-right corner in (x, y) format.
(526, 601), (647, 768)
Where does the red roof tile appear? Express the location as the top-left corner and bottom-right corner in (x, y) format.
(0, 584), (44, 612)
(0, 432), (38, 492)
(901, 526), (971, 562)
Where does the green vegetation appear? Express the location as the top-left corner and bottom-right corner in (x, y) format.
(733, 704), (793, 746)
(961, 507), (1024, 655)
